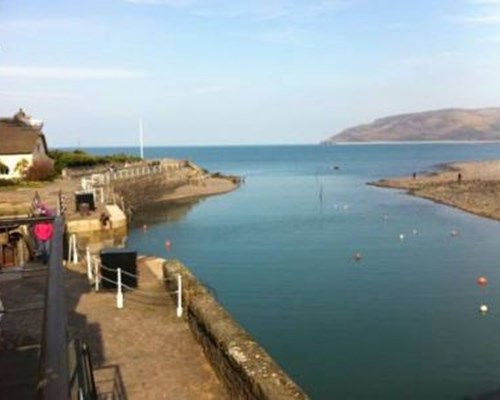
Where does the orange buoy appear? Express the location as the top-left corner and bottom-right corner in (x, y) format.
(477, 276), (488, 286)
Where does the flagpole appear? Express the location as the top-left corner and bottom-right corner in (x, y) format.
(139, 117), (144, 159)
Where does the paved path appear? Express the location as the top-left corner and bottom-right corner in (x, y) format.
(66, 258), (228, 400)
(0, 264), (47, 399)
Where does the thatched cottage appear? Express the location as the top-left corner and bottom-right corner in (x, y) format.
(0, 109), (54, 179)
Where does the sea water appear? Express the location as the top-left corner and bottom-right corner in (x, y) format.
(88, 144), (500, 399)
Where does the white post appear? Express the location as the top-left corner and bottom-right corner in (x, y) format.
(117, 268), (124, 309)
(94, 260), (100, 292)
(176, 274), (183, 317)
(68, 234), (73, 262)
(71, 234), (78, 263)
(100, 187), (105, 204)
(86, 246), (92, 280)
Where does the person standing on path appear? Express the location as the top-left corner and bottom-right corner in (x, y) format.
(34, 206), (54, 264)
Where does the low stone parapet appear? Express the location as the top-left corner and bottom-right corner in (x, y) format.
(163, 260), (308, 400)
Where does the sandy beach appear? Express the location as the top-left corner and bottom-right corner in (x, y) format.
(371, 160), (500, 221)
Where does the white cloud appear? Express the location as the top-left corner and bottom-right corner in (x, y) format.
(125, 0), (194, 5)
(191, 86), (230, 95)
(0, 66), (147, 80)
(0, 90), (80, 99)
(455, 14), (500, 23)
(479, 34), (500, 41)
(467, 0), (500, 4)
(0, 18), (89, 33)
(124, 0), (350, 21)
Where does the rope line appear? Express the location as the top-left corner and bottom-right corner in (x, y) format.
(98, 262), (178, 283)
(96, 273), (178, 296)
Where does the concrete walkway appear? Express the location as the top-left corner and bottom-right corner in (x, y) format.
(65, 258), (228, 400)
(0, 263), (47, 399)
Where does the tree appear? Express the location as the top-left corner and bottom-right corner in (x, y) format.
(14, 159), (30, 177)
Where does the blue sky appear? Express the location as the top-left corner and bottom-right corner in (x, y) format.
(1, 0), (500, 146)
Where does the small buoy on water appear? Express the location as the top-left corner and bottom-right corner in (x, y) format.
(142, 224), (148, 232)
(480, 304), (489, 314)
(399, 234), (405, 241)
(343, 204), (350, 210)
(412, 229), (418, 235)
(450, 229), (458, 237)
(165, 240), (172, 250)
(353, 252), (362, 261)
(477, 276), (488, 286)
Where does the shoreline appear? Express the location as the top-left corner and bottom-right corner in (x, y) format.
(158, 176), (239, 203)
(370, 160), (500, 221)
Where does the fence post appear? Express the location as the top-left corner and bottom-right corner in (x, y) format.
(71, 234), (78, 264)
(68, 234), (73, 262)
(176, 274), (183, 317)
(94, 260), (100, 292)
(100, 187), (105, 204)
(117, 268), (124, 309)
(86, 247), (92, 280)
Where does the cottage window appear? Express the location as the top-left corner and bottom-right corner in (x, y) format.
(0, 163), (9, 175)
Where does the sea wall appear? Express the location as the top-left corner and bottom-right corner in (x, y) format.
(111, 160), (240, 214)
(162, 260), (309, 400)
(110, 161), (192, 212)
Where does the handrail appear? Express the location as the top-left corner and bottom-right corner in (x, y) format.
(0, 215), (54, 227)
(37, 216), (70, 400)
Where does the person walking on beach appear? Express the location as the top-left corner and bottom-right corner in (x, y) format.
(34, 206), (54, 264)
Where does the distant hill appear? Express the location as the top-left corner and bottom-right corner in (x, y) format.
(322, 108), (500, 143)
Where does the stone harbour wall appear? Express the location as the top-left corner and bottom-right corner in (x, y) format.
(162, 260), (309, 400)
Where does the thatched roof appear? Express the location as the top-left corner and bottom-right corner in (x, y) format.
(0, 121), (48, 155)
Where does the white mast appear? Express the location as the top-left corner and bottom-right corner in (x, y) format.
(139, 117), (144, 159)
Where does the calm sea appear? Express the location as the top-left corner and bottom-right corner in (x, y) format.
(87, 144), (500, 399)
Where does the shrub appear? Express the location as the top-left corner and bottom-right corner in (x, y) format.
(15, 158), (30, 176)
(25, 159), (55, 181)
(48, 149), (141, 174)
(0, 178), (16, 187)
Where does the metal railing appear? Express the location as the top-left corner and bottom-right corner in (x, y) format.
(79, 244), (183, 316)
(0, 205), (96, 398)
(37, 216), (70, 399)
(81, 165), (166, 191)
(68, 339), (97, 400)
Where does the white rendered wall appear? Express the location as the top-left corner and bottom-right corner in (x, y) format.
(0, 154), (33, 179)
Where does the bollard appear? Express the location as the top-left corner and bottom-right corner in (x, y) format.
(86, 247), (92, 280)
(94, 261), (100, 292)
(70, 234), (78, 264)
(176, 274), (183, 317)
(68, 234), (73, 263)
(117, 268), (124, 309)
